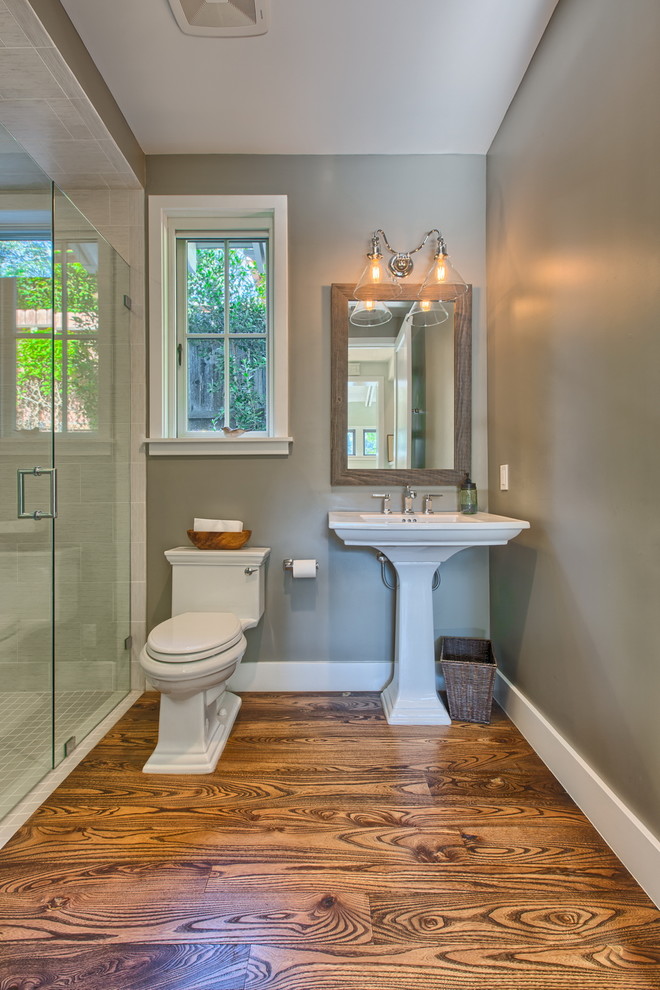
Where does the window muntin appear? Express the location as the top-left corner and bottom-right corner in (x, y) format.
(178, 236), (269, 435)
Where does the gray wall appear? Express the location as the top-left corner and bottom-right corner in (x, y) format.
(146, 154), (490, 667)
(487, 0), (660, 835)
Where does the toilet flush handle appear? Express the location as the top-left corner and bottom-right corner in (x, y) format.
(244, 566), (258, 575)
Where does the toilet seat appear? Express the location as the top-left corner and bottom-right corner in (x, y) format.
(146, 611), (243, 663)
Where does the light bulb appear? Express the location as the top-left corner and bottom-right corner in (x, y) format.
(434, 256), (447, 282)
(354, 231), (402, 301)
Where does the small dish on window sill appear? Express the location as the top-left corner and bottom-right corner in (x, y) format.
(186, 529), (251, 550)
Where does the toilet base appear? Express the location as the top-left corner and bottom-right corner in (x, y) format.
(143, 686), (241, 774)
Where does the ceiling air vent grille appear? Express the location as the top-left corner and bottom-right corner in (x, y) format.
(167, 0), (269, 37)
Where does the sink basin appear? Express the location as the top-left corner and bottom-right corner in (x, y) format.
(328, 508), (530, 726)
(329, 510), (530, 547)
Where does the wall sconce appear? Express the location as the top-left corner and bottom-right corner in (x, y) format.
(407, 299), (450, 327)
(351, 228), (467, 327)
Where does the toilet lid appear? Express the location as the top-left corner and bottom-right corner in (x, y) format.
(146, 611), (243, 663)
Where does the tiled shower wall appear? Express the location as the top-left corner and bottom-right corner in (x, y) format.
(0, 0), (146, 686)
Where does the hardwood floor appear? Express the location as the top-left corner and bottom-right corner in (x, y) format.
(0, 691), (658, 988)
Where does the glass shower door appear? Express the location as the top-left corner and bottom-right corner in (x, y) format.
(51, 191), (131, 761)
(0, 126), (132, 820)
(0, 130), (56, 818)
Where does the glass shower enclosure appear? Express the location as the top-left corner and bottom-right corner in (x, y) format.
(0, 125), (131, 821)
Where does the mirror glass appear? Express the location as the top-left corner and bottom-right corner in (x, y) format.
(331, 284), (471, 486)
(348, 299), (455, 470)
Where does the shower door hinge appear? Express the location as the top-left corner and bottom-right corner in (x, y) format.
(123, 294), (132, 310)
(124, 635), (133, 651)
(64, 736), (77, 757)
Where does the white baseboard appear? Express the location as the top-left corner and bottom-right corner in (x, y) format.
(228, 660), (393, 692)
(494, 671), (660, 908)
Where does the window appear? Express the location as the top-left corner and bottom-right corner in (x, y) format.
(0, 234), (104, 438)
(147, 196), (290, 455)
(363, 429), (378, 457)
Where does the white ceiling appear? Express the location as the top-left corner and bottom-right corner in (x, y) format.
(59, 0), (559, 156)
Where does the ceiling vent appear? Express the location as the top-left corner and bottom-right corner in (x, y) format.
(167, 0), (269, 37)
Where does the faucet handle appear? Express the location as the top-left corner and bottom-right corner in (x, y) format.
(372, 493), (392, 514)
(423, 493), (439, 514)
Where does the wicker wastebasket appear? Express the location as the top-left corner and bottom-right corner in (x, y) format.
(440, 636), (497, 723)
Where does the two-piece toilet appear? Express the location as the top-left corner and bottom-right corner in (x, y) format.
(139, 545), (270, 773)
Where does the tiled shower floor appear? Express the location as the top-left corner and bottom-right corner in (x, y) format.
(0, 690), (125, 820)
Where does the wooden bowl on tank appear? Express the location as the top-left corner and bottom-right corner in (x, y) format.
(186, 529), (251, 550)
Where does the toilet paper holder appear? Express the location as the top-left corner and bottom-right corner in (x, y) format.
(283, 558), (319, 572)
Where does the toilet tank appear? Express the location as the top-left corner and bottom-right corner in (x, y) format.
(165, 547), (270, 628)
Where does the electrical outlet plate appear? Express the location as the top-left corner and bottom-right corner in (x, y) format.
(499, 464), (509, 491)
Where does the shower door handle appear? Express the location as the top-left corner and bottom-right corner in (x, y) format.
(17, 466), (58, 520)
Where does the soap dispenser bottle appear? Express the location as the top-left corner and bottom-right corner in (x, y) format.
(459, 476), (478, 514)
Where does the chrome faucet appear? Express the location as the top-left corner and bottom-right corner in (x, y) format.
(403, 485), (417, 514)
(371, 492), (391, 514)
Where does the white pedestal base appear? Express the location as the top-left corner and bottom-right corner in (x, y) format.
(143, 686), (241, 774)
(379, 546), (463, 726)
(381, 678), (451, 725)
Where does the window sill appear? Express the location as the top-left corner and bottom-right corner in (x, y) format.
(145, 436), (293, 456)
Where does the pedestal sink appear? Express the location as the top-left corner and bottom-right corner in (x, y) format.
(328, 510), (530, 725)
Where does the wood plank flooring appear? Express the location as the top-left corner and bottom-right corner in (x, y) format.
(0, 691), (659, 989)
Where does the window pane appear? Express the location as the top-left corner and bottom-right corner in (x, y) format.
(0, 239), (51, 278)
(363, 430), (378, 456)
(60, 243), (99, 335)
(67, 339), (99, 431)
(228, 239), (267, 335)
(229, 338), (266, 431)
(187, 338), (224, 431)
(14, 273), (52, 337)
(186, 242), (224, 334)
(15, 337), (54, 431)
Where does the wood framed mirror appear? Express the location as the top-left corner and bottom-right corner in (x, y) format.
(331, 283), (471, 486)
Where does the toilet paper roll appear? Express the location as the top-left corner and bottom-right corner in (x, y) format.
(291, 559), (318, 579)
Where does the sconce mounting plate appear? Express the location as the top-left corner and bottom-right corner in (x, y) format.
(388, 254), (414, 278)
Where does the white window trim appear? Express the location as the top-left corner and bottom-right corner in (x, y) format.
(147, 195), (291, 456)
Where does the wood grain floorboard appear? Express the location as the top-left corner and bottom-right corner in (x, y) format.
(368, 891), (660, 947)
(0, 885), (371, 945)
(0, 942), (249, 989)
(0, 860), (213, 895)
(48, 770), (433, 809)
(1, 691), (658, 990)
(243, 943), (660, 989)
(29, 799), (603, 833)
